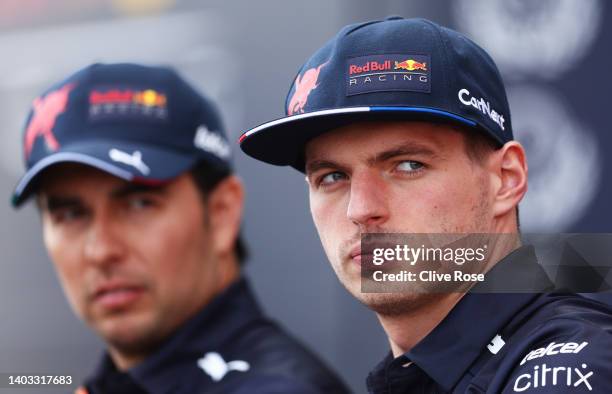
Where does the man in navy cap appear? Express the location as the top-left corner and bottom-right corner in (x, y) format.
(240, 17), (612, 393)
(12, 63), (349, 394)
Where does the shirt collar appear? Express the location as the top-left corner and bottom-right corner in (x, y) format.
(404, 245), (551, 391)
(87, 277), (263, 394)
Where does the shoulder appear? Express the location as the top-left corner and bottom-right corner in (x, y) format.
(518, 293), (612, 346)
(219, 318), (349, 393)
(500, 294), (612, 393)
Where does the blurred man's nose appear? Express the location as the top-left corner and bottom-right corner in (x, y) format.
(83, 213), (126, 268)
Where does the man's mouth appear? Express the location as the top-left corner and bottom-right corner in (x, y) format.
(92, 282), (145, 310)
(349, 245), (373, 264)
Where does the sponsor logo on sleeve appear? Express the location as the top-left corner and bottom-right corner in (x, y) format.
(520, 341), (589, 366)
(513, 363), (593, 392)
(512, 341), (593, 392)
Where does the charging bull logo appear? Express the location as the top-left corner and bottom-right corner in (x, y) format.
(24, 83), (74, 159)
(287, 62), (327, 116)
(394, 59), (427, 71)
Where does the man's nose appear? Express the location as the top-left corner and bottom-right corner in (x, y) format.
(346, 170), (389, 228)
(83, 215), (126, 268)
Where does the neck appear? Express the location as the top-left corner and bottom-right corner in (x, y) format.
(377, 292), (464, 357)
(218, 253), (240, 292)
(109, 349), (147, 372)
(488, 218), (522, 272)
(379, 224), (521, 358)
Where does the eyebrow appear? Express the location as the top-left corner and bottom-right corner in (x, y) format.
(306, 142), (439, 174)
(40, 183), (167, 210)
(42, 196), (83, 212)
(305, 160), (349, 175)
(110, 183), (168, 199)
(370, 143), (438, 165)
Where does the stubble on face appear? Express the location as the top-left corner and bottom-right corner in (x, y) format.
(352, 187), (491, 317)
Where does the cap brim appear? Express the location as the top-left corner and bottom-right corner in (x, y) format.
(239, 106), (501, 172)
(12, 139), (199, 207)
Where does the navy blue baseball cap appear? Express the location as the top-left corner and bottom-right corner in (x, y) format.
(239, 17), (513, 171)
(12, 63), (232, 207)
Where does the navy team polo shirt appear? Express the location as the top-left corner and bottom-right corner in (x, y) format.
(367, 246), (612, 393)
(81, 278), (349, 394)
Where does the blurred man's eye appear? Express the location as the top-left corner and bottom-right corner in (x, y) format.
(126, 196), (156, 210)
(50, 207), (86, 223)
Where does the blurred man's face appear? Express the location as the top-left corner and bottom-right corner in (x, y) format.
(305, 121), (494, 315)
(39, 164), (220, 354)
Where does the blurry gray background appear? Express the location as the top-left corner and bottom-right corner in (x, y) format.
(1, 1), (610, 393)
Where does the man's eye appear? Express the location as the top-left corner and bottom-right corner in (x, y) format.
(52, 208), (85, 223)
(396, 161), (424, 173)
(319, 172), (347, 186)
(127, 196), (154, 210)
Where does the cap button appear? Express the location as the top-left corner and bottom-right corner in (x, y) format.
(385, 15), (404, 21)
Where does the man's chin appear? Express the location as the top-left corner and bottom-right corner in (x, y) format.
(336, 265), (442, 315)
(93, 313), (163, 353)
(342, 278), (441, 317)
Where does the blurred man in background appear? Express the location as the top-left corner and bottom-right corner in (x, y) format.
(12, 63), (348, 394)
(240, 17), (612, 393)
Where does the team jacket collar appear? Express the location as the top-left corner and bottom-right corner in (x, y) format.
(87, 277), (263, 394)
(404, 245), (551, 391)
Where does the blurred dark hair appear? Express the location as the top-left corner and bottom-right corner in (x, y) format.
(189, 161), (248, 264)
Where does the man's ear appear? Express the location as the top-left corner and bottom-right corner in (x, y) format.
(206, 175), (244, 256)
(488, 141), (528, 219)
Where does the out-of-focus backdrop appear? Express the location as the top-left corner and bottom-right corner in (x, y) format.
(1, 1), (610, 393)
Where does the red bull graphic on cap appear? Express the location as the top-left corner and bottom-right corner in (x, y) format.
(88, 87), (168, 121)
(24, 83), (74, 159)
(287, 62), (327, 115)
(347, 54), (431, 96)
(394, 59), (428, 71)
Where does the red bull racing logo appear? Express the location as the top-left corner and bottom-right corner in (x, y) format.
(394, 59), (428, 71)
(287, 62), (327, 116)
(349, 60), (392, 74)
(347, 54), (431, 96)
(24, 83), (74, 159)
(89, 88), (168, 121)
